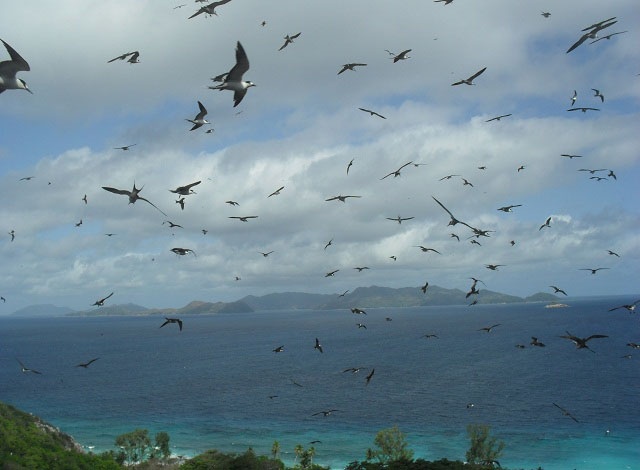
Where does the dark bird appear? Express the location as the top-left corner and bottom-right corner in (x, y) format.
(559, 331), (608, 351)
(268, 186), (284, 197)
(351, 307), (367, 315)
(186, 101), (209, 131)
(589, 176), (607, 181)
(415, 246), (441, 254)
(338, 290), (349, 297)
(389, 256), (397, 261)
(435, 0), (455, 4)
(365, 368), (375, 385)
(225, 200), (239, 206)
(260, 251), (274, 257)
(591, 88), (605, 102)
(589, 30), (628, 44)
(450, 233), (460, 241)
(422, 334), (439, 339)
(579, 267), (609, 274)
(278, 32), (301, 51)
(627, 343), (640, 350)
(517, 165), (526, 172)
(561, 154), (583, 159)
(570, 90), (577, 107)
(420, 282), (429, 294)
(478, 324), (501, 333)
(75, 219), (82, 227)
(208, 41), (255, 107)
(171, 247), (196, 257)
(608, 300), (639, 313)
(386, 216), (415, 224)
(102, 182), (167, 216)
(75, 358), (100, 368)
(607, 170), (617, 180)
(273, 345), (284, 353)
(354, 266), (369, 272)
(325, 270), (339, 277)
(325, 195), (361, 202)
(452, 67), (487, 86)
(497, 205), (522, 212)
(553, 403), (579, 422)
(82, 194), (88, 204)
(0, 296), (5, 302)
(539, 217), (552, 230)
(17, 358), (41, 374)
(290, 379), (303, 387)
(229, 216), (258, 222)
(170, 181), (201, 196)
(163, 221), (183, 228)
(356, 323), (367, 329)
(346, 158), (354, 174)
(107, 51), (136, 63)
(530, 337), (546, 347)
(578, 168), (607, 174)
(92, 292), (114, 307)
(188, 0), (233, 19)
(114, 144), (137, 151)
(338, 63), (367, 74)
(387, 49), (411, 62)
(314, 337), (323, 353)
(606, 250), (620, 257)
(160, 317), (183, 331)
(566, 17), (617, 53)
(312, 409), (338, 417)
(175, 197), (185, 210)
(485, 114), (512, 122)
(431, 196), (474, 229)
(541, 11), (551, 18)
(380, 161), (413, 180)
(485, 264), (503, 271)
(550, 286), (567, 296)
(466, 285), (480, 298)
(358, 107), (386, 119)
(567, 107), (600, 113)
(324, 238), (333, 250)
(470, 239), (481, 246)
(0, 39), (31, 94)
(343, 367), (365, 373)
(439, 174), (460, 181)
(202, 229), (208, 235)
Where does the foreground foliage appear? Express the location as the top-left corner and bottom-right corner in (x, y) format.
(179, 448), (284, 470)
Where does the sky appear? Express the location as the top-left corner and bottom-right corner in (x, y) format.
(1, 0), (639, 313)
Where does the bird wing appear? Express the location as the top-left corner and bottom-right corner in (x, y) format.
(566, 33), (590, 53)
(195, 101), (207, 119)
(232, 88), (247, 107)
(586, 334), (608, 341)
(102, 186), (131, 196)
(1, 40), (30, 73)
(228, 41), (250, 81)
(291, 32), (302, 39)
(101, 292), (114, 302)
(469, 67), (487, 81)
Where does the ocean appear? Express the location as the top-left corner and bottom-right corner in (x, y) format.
(1, 296), (639, 469)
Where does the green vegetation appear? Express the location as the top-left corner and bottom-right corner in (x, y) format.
(465, 424), (505, 466)
(365, 425), (414, 464)
(179, 448), (283, 470)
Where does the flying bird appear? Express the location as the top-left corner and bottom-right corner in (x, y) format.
(188, 0), (233, 18)
(421, 282), (429, 294)
(325, 195), (361, 202)
(351, 307), (367, 315)
(553, 403), (579, 423)
(312, 409), (339, 417)
(589, 30), (628, 44)
(591, 89), (605, 102)
(278, 32), (301, 51)
(559, 331), (608, 351)
(451, 67), (487, 86)
(82, 194), (88, 204)
(365, 368), (375, 385)
(541, 11), (551, 18)
(324, 238), (333, 250)
(354, 266), (369, 272)
(570, 90), (577, 107)
(386, 216), (414, 224)
(338, 63), (367, 74)
(185, 101), (210, 131)
(567, 107), (600, 113)
(160, 317), (183, 331)
(386, 49), (411, 62)
(530, 337), (546, 347)
(163, 221), (183, 228)
(414, 246), (441, 254)
(102, 182), (167, 216)
(171, 247), (196, 257)
(229, 216), (258, 222)
(75, 358), (100, 368)
(267, 186), (285, 197)
(325, 270), (339, 277)
(485, 264), (504, 271)
(314, 337), (323, 353)
(175, 197), (185, 210)
(208, 41), (255, 107)
(358, 107), (386, 119)
(17, 359), (41, 374)
(431, 196), (474, 229)
(380, 161), (413, 180)
(0, 39), (32, 94)
(539, 217), (552, 230)
(485, 114), (512, 122)
(478, 324), (501, 333)
(497, 205), (522, 212)
(273, 345), (284, 353)
(225, 200), (239, 206)
(92, 292), (114, 307)
(170, 180), (201, 195)
(550, 286), (567, 296)
(561, 154), (583, 159)
(259, 251), (274, 257)
(579, 267), (609, 274)
(566, 17), (617, 53)
(114, 144), (137, 151)
(608, 300), (639, 313)
(606, 250), (620, 257)
(346, 158), (354, 174)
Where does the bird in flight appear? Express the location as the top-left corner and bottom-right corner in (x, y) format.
(351, 307), (367, 315)
(324, 238), (333, 250)
(478, 324), (501, 333)
(186, 101), (210, 131)
(208, 41), (255, 107)
(591, 89), (605, 102)
(259, 251), (274, 257)
(559, 331), (608, 351)
(380, 161), (413, 180)
(485, 114), (511, 122)
(550, 286), (567, 296)
(114, 144), (136, 151)
(415, 246), (441, 254)
(229, 216), (258, 222)
(75, 358), (100, 368)
(386, 216), (414, 224)
(325, 195), (361, 202)
(312, 409), (339, 417)
(225, 200), (239, 206)
(579, 267), (609, 275)
(432, 196), (474, 230)
(541, 11), (551, 18)
(497, 205), (522, 212)
(188, 0), (232, 18)
(530, 337), (546, 347)
(278, 32), (301, 51)
(421, 282), (429, 294)
(17, 358), (41, 374)
(102, 182), (167, 216)
(570, 90), (577, 107)
(346, 158), (354, 174)
(567, 107), (600, 113)
(354, 266), (369, 272)
(338, 63), (367, 75)
(273, 345), (284, 353)
(107, 51), (139, 63)
(171, 247), (196, 257)
(365, 368), (375, 385)
(539, 217), (552, 230)
(92, 292), (114, 307)
(608, 300), (639, 313)
(589, 30), (628, 44)
(553, 403), (579, 423)
(325, 270), (339, 277)
(386, 49), (411, 62)
(358, 107), (386, 119)
(1, 39), (32, 94)
(268, 186), (285, 197)
(170, 181), (201, 195)
(561, 154), (583, 159)
(160, 317), (183, 331)
(451, 67), (487, 86)
(566, 17), (617, 53)
(485, 264), (504, 271)
(314, 337), (323, 353)
(606, 250), (620, 257)
(8, 230), (15, 242)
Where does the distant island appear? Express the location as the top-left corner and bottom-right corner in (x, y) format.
(10, 285), (560, 317)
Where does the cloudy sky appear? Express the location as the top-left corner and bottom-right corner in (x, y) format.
(1, 0), (638, 313)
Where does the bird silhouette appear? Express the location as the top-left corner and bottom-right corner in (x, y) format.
(550, 286), (567, 296)
(171, 247), (196, 257)
(452, 67), (487, 86)
(365, 368), (375, 385)
(268, 186), (285, 197)
(386, 216), (414, 224)
(559, 331), (608, 351)
(102, 182), (167, 216)
(278, 32), (301, 51)
(380, 161), (413, 180)
(186, 102), (210, 131)
(75, 358), (100, 368)
(553, 403), (579, 423)
(358, 107), (386, 119)
(314, 337), (323, 353)
(17, 358), (41, 374)
(478, 324), (501, 333)
(338, 63), (367, 74)
(579, 268), (609, 275)
(170, 181), (201, 195)
(92, 292), (114, 307)
(160, 317), (183, 331)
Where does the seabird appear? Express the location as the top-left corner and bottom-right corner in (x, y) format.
(17, 358), (41, 374)
(461, 178), (474, 187)
(19, 176), (35, 181)
(380, 161), (413, 180)
(541, 11), (551, 18)
(561, 154), (583, 159)
(354, 266), (369, 272)
(497, 204), (522, 212)
(273, 345), (284, 353)
(539, 217), (552, 230)
(208, 41), (255, 107)
(356, 323), (367, 329)
(431, 196), (474, 229)
(347, 158), (354, 174)
(188, 0), (232, 18)
(314, 337), (323, 353)
(365, 368), (375, 385)
(434, 0), (455, 4)
(591, 88), (604, 102)
(338, 63), (367, 74)
(570, 90), (577, 107)
(267, 186), (284, 197)
(485, 114), (512, 122)
(589, 30), (628, 44)
(566, 17), (617, 53)
(343, 367), (365, 373)
(422, 334), (439, 339)
(420, 282), (429, 294)
(608, 300), (639, 313)
(530, 337), (546, 347)
(606, 250), (620, 257)
(325, 270), (339, 277)
(92, 292), (114, 307)
(160, 317), (183, 331)
(278, 33), (301, 51)
(75, 358), (100, 368)
(0, 39), (32, 94)
(260, 251), (274, 257)
(450, 233), (460, 241)
(114, 144), (137, 151)
(163, 221), (183, 228)
(312, 409), (338, 417)
(186, 101), (210, 131)
(82, 194), (88, 204)
(478, 324), (501, 333)
(338, 290), (349, 297)
(451, 67), (487, 86)
(550, 285), (567, 296)
(176, 197), (185, 210)
(439, 174), (460, 180)
(75, 219), (83, 227)
(579, 267), (609, 274)
(485, 264), (503, 271)
(553, 403), (579, 422)
(108, 51), (135, 63)
(171, 247), (196, 257)
(578, 168), (607, 174)
(324, 238), (333, 250)
(414, 246), (441, 254)
(225, 200), (239, 206)
(102, 182), (167, 216)
(567, 107), (600, 113)
(559, 331), (608, 351)
(358, 107), (386, 119)
(517, 165), (526, 172)
(351, 307), (367, 315)
(386, 216), (414, 224)
(170, 180), (201, 195)
(387, 49), (411, 62)
(8, 230), (15, 241)
(325, 195), (361, 202)
(228, 216), (258, 222)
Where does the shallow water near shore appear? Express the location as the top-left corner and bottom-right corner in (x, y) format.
(1, 296), (639, 469)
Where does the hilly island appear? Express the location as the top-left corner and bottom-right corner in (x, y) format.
(11, 285), (560, 317)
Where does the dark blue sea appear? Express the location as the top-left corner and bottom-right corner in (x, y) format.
(1, 296), (639, 469)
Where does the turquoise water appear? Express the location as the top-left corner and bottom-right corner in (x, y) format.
(1, 296), (639, 469)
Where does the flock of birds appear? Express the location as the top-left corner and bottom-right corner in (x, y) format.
(2, 0), (638, 451)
